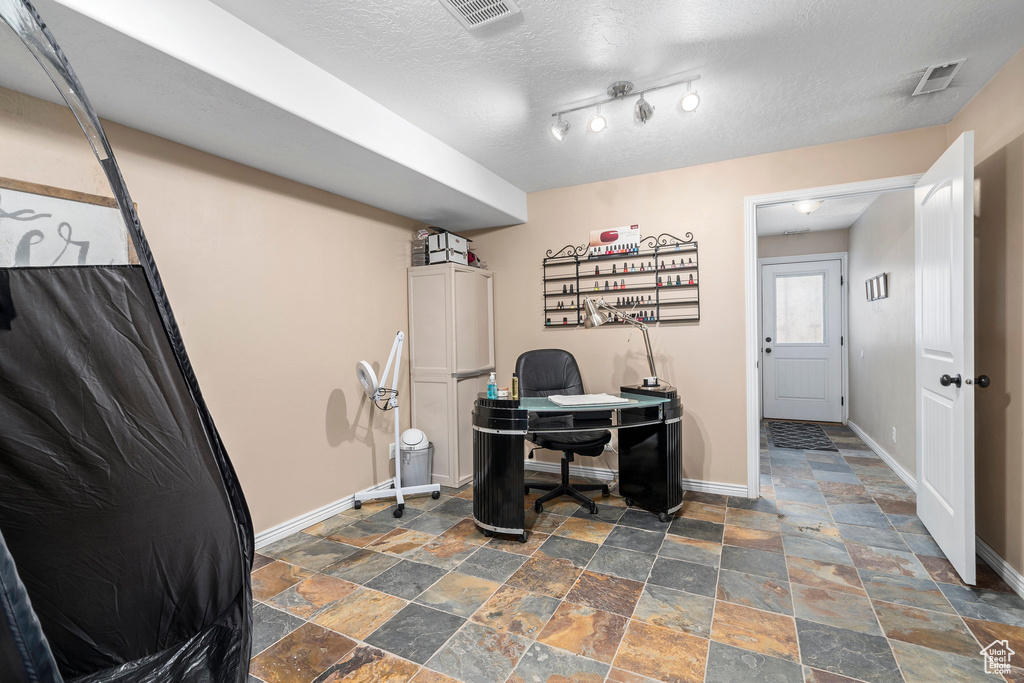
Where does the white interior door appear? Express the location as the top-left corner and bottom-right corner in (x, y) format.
(915, 132), (976, 584)
(762, 259), (844, 422)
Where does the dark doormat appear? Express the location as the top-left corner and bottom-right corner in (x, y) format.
(768, 421), (838, 451)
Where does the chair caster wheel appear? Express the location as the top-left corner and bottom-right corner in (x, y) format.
(517, 533), (528, 543)
(658, 512), (670, 523)
(431, 491), (441, 499)
(624, 498), (633, 507)
(589, 502), (598, 514)
(393, 505), (404, 519)
(353, 500), (362, 510)
(602, 486), (610, 497)
(534, 502), (543, 513)
(483, 529), (493, 538)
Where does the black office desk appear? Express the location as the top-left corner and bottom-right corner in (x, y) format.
(471, 387), (683, 540)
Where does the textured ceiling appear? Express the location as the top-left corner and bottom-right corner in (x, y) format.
(757, 194), (880, 236)
(211, 0), (1024, 193)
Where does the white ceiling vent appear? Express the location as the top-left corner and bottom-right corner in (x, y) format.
(912, 59), (966, 96)
(439, 0), (520, 31)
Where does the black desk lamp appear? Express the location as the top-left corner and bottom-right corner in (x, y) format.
(583, 297), (661, 388)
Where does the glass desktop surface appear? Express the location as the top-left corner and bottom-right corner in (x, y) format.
(518, 392), (668, 412)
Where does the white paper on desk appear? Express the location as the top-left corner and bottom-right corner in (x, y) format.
(547, 393), (631, 407)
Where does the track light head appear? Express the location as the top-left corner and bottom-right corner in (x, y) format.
(680, 90), (700, 113)
(588, 106), (607, 133)
(551, 115), (570, 141)
(634, 94), (655, 124)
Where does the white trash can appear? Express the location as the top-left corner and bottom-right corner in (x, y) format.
(399, 429), (433, 487)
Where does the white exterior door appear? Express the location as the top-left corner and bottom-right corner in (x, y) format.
(915, 132), (976, 584)
(762, 259), (844, 422)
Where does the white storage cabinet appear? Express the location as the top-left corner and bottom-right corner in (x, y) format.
(408, 263), (494, 486)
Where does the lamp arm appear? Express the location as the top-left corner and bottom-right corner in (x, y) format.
(378, 331), (404, 401)
(595, 300), (658, 381)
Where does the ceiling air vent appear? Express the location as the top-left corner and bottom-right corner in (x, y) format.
(912, 59), (966, 96)
(439, 0), (520, 31)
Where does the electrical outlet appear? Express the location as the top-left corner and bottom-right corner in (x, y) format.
(892, 427), (897, 444)
(389, 443), (396, 460)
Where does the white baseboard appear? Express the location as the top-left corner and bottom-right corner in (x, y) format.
(847, 420), (916, 490)
(681, 478), (748, 497)
(847, 422), (1024, 600)
(976, 537), (1024, 599)
(254, 478), (395, 549)
(523, 461), (747, 497)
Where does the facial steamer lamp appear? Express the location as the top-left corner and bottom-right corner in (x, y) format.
(353, 331), (441, 517)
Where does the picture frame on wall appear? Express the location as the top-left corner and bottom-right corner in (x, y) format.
(865, 273), (889, 301)
(0, 176), (138, 268)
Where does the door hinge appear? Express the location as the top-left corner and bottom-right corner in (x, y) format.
(842, 396), (845, 406)
(841, 336), (844, 345)
(841, 275), (844, 285)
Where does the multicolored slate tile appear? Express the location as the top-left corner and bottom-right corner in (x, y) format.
(267, 573), (359, 620)
(564, 570), (645, 617)
(506, 555), (581, 599)
(312, 645), (420, 683)
(471, 584), (560, 638)
(251, 560), (314, 602)
(425, 621), (529, 682)
(633, 583), (716, 637)
(509, 641), (609, 683)
(415, 571), (500, 617)
(614, 619), (709, 683)
(704, 641), (803, 683)
(249, 622), (356, 683)
(659, 534), (722, 567)
(716, 569), (792, 616)
(364, 603), (465, 665)
(537, 601), (628, 663)
(711, 601), (800, 663)
(796, 620), (902, 683)
(791, 584), (882, 636)
(786, 556), (866, 596)
(312, 586), (408, 639)
(872, 600), (980, 658)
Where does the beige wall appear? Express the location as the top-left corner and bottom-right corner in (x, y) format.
(758, 229), (848, 259)
(949, 45), (1024, 575)
(0, 88), (417, 534)
(847, 191), (916, 474)
(473, 126), (948, 485)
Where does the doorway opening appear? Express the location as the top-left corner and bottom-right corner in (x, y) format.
(743, 175), (922, 497)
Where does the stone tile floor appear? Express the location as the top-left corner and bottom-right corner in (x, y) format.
(248, 422), (1024, 682)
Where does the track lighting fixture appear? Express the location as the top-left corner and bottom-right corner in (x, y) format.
(635, 94), (654, 124)
(549, 75), (700, 140)
(550, 114), (570, 141)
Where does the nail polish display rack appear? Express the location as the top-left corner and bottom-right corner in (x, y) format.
(542, 232), (700, 328)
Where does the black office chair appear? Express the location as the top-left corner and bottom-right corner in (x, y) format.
(517, 349), (611, 514)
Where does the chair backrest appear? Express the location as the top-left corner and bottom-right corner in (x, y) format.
(516, 349), (585, 397)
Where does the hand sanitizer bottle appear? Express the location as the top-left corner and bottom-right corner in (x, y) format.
(487, 372), (497, 399)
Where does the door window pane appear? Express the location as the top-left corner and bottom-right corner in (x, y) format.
(775, 273), (825, 344)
